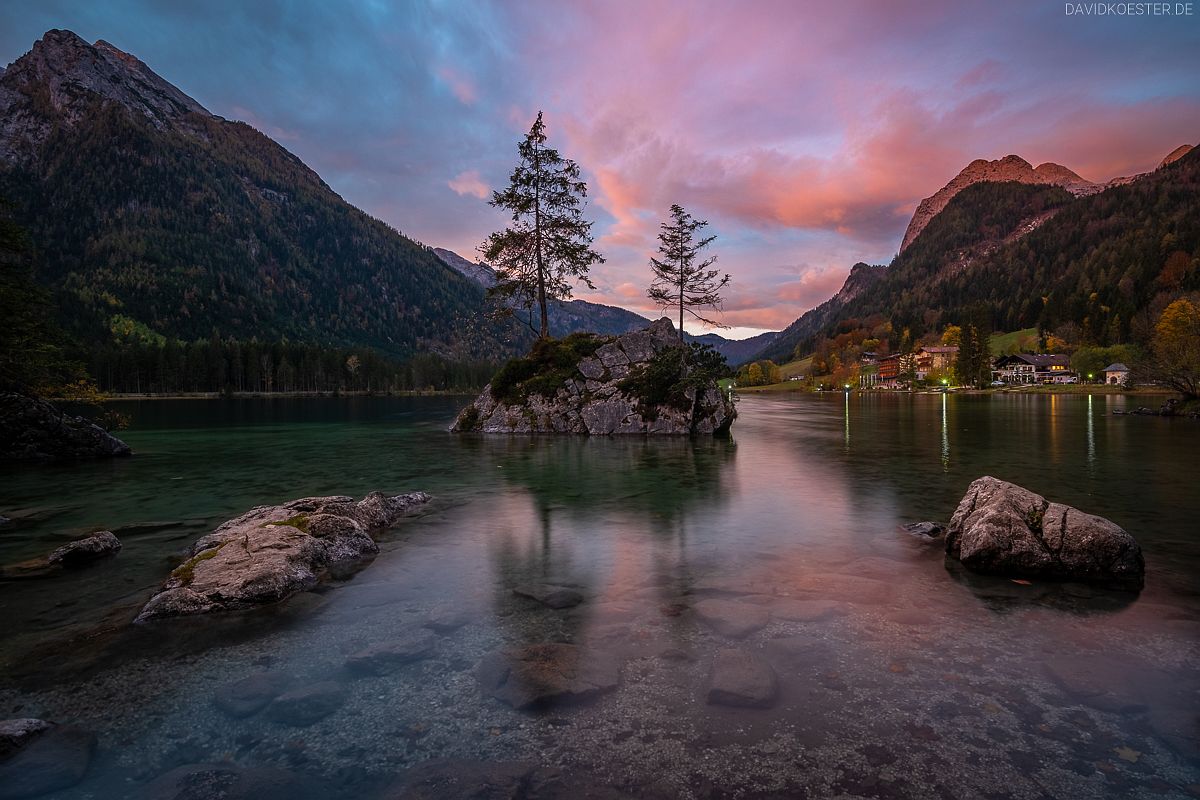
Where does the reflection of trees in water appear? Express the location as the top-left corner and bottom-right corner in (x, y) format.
(461, 436), (736, 650)
(461, 435), (736, 523)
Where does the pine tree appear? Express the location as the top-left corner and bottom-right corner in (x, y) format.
(647, 204), (729, 342)
(481, 112), (604, 339)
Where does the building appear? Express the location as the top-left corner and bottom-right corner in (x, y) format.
(876, 354), (901, 388)
(915, 345), (959, 380)
(1102, 362), (1131, 385)
(992, 354), (1074, 384)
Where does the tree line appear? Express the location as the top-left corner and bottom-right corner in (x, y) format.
(85, 338), (496, 395)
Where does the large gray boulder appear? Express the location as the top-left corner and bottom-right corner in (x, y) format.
(135, 491), (430, 622)
(0, 392), (131, 461)
(945, 477), (1144, 589)
(451, 318), (735, 436)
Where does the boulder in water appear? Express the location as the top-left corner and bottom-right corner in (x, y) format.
(135, 491), (430, 622)
(945, 476), (1144, 589)
(47, 531), (122, 566)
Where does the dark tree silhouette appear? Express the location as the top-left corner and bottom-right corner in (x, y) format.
(647, 204), (729, 341)
(481, 112), (603, 339)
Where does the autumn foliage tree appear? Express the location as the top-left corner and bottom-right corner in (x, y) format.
(648, 204), (729, 342)
(481, 112), (604, 339)
(1141, 297), (1200, 398)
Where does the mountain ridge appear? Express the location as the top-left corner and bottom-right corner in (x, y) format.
(0, 29), (518, 361)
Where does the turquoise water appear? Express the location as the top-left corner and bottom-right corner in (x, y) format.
(0, 393), (1197, 798)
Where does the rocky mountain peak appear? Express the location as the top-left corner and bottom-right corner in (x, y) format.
(0, 28), (210, 163)
(1160, 143), (1195, 168)
(900, 153), (1103, 253)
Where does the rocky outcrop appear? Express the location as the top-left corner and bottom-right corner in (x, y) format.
(0, 719), (95, 799)
(945, 477), (1144, 589)
(451, 318), (735, 436)
(0, 392), (131, 461)
(476, 643), (621, 709)
(47, 531), (121, 566)
(135, 491), (430, 622)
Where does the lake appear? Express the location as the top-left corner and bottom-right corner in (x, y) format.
(1, 393), (1198, 799)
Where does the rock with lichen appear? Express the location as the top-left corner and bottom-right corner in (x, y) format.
(135, 491), (430, 622)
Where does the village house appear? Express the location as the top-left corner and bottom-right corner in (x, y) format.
(915, 345), (958, 380)
(992, 353), (1074, 384)
(1102, 362), (1131, 385)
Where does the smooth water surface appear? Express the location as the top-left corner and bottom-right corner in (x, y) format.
(1, 393), (1198, 798)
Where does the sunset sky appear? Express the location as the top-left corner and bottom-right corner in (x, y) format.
(3, 0), (1198, 338)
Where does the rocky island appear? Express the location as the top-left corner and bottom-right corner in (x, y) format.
(450, 318), (735, 436)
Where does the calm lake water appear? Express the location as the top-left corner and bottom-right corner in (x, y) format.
(1, 393), (1198, 799)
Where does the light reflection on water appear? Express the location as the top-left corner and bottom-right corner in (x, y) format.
(0, 393), (1197, 798)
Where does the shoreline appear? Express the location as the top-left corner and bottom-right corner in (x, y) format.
(102, 390), (479, 401)
(737, 383), (1172, 396)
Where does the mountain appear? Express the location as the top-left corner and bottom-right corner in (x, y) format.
(753, 143), (1200, 363)
(753, 263), (887, 363)
(897, 153), (1143, 253)
(433, 247), (778, 363)
(0, 30), (515, 360)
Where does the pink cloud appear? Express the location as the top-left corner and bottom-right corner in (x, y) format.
(448, 170), (489, 199)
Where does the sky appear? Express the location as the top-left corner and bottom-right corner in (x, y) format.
(2, 1), (1198, 338)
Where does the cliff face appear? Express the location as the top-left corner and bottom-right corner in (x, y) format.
(451, 319), (736, 436)
(899, 155), (1097, 253)
(0, 29), (209, 164)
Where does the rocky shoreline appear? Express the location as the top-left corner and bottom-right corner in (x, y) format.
(0, 392), (131, 461)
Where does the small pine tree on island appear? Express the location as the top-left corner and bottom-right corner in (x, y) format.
(647, 204), (730, 342)
(480, 111), (604, 339)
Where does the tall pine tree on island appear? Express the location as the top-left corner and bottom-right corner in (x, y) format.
(647, 204), (730, 342)
(481, 112), (604, 339)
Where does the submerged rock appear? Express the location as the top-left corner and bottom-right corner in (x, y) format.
(513, 583), (585, 609)
(945, 476), (1144, 589)
(135, 491), (430, 622)
(0, 720), (95, 799)
(264, 681), (347, 727)
(692, 598), (770, 638)
(476, 643), (620, 710)
(138, 763), (330, 800)
(0, 391), (131, 461)
(450, 318), (735, 436)
(382, 759), (635, 799)
(47, 530), (122, 566)
(0, 719), (52, 759)
(213, 672), (291, 719)
(345, 632), (436, 676)
(706, 649), (779, 708)
(902, 521), (944, 538)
